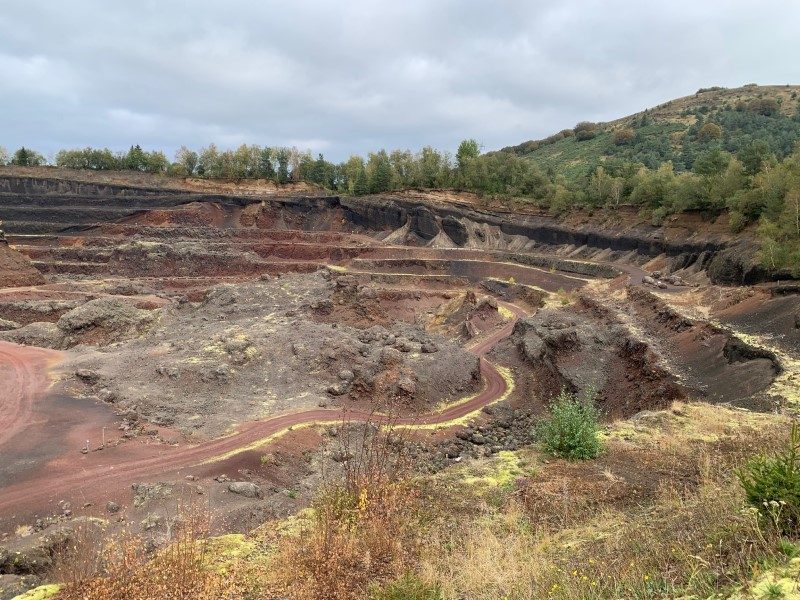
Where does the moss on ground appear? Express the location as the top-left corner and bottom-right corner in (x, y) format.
(457, 450), (534, 490)
(729, 555), (800, 599)
(11, 585), (61, 600)
(200, 533), (270, 574)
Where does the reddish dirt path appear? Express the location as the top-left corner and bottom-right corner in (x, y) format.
(0, 341), (62, 447)
(0, 302), (526, 522)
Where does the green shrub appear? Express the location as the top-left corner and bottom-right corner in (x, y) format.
(536, 389), (601, 460)
(370, 573), (442, 600)
(737, 422), (800, 535)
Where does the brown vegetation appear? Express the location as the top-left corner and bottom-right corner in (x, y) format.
(54, 505), (247, 600)
(270, 421), (420, 599)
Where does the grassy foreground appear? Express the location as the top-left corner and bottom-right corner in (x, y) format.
(19, 401), (800, 600)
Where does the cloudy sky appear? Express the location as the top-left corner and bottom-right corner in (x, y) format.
(0, 1), (797, 162)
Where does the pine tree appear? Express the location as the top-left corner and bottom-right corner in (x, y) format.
(125, 145), (147, 171)
(353, 168), (369, 195)
(276, 148), (290, 184)
(368, 150), (392, 193)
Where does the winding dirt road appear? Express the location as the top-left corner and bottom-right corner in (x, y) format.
(0, 301), (526, 519)
(0, 341), (62, 447)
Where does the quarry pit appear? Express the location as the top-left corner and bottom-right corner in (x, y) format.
(0, 172), (796, 550)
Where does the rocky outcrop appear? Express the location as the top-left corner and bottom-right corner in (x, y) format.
(410, 207), (440, 240)
(341, 195), (759, 280)
(0, 519), (103, 576)
(510, 298), (683, 417)
(705, 244), (788, 285)
(0, 175), (255, 235)
(441, 215), (468, 245)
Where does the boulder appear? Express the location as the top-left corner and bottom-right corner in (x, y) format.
(642, 276), (667, 289)
(337, 369), (355, 381)
(228, 482), (262, 499)
(410, 207), (440, 240)
(421, 341), (439, 353)
(0, 574), (42, 599)
(394, 338), (414, 352)
(131, 482), (174, 508)
(396, 377), (416, 395)
(327, 382), (350, 396)
(0, 519), (99, 576)
(75, 369), (100, 384)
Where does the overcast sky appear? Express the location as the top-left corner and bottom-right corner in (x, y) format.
(1, 1), (797, 162)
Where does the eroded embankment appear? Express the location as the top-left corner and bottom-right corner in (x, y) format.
(626, 287), (782, 409)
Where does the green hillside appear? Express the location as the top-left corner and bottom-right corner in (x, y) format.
(502, 84), (800, 181)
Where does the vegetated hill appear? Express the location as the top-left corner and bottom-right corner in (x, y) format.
(502, 84), (800, 181)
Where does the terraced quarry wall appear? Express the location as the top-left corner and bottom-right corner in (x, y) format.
(0, 175), (757, 283)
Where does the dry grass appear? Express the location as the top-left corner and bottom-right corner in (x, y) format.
(269, 420), (421, 600)
(415, 404), (792, 599)
(419, 481), (780, 599)
(54, 503), (254, 600)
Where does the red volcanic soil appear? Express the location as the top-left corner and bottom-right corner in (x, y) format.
(0, 342), (62, 448)
(0, 302), (526, 531)
(0, 242), (44, 288)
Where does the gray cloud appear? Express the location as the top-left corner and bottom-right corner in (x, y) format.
(0, 0), (797, 161)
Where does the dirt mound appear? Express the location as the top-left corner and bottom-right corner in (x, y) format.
(0, 238), (43, 288)
(0, 298), (159, 349)
(0, 297), (81, 325)
(65, 272), (480, 437)
(426, 290), (505, 340)
(480, 278), (547, 309)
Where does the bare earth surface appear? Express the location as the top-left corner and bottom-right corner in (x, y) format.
(0, 173), (796, 578)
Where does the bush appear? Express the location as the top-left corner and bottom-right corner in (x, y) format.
(56, 505), (246, 600)
(370, 573), (442, 600)
(613, 128), (636, 145)
(273, 421), (418, 599)
(748, 97), (780, 116)
(574, 121), (599, 141)
(536, 389), (601, 460)
(697, 122), (723, 141)
(738, 422), (800, 535)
